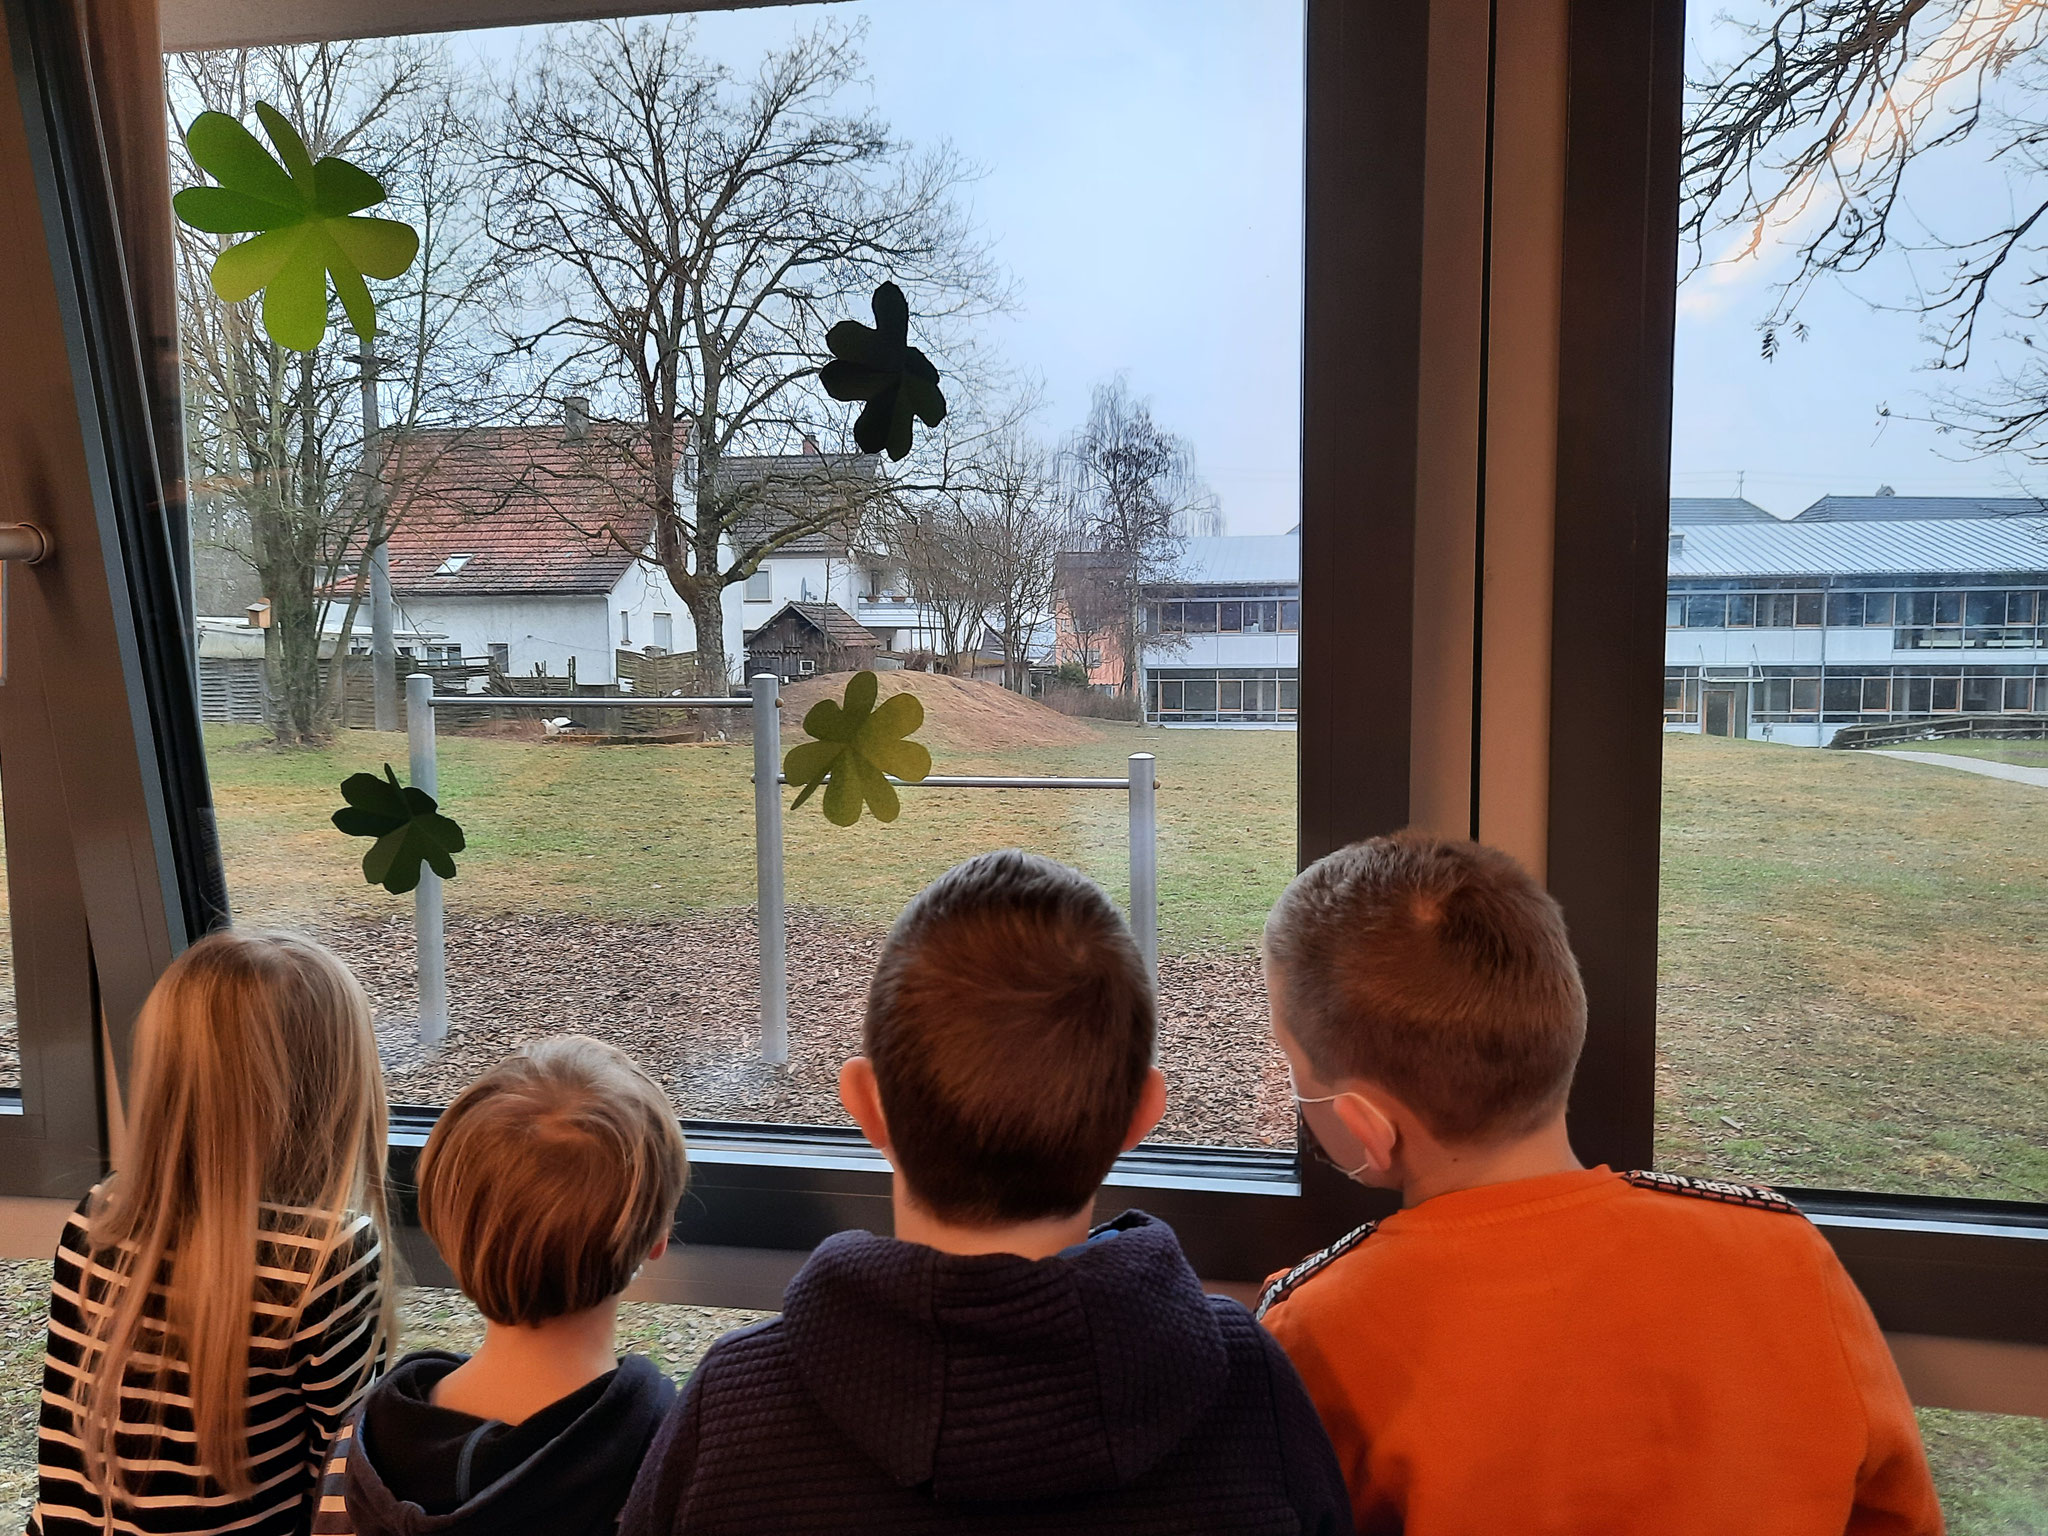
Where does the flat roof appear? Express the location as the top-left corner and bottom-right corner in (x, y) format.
(1669, 517), (2048, 578)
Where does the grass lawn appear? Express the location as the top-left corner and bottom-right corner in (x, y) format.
(201, 719), (1299, 952)
(1657, 734), (2046, 1201)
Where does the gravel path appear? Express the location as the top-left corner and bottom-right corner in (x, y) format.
(316, 908), (1293, 1149)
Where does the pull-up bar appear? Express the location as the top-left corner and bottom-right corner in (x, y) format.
(403, 673), (1160, 1065)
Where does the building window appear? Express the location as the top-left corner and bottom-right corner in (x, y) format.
(487, 642), (510, 671)
(434, 552), (474, 576)
(745, 569), (771, 602)
(653, 612), (673, 652)
(1146, 667), (1297, 722)
(620, 611), (631, 645)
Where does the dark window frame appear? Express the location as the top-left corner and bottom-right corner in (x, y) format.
(3, 0), (2041, 1343)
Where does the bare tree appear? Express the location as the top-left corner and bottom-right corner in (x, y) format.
(891, 496), (993, 676)
(970, 437), (1066, 692)
(173, 42), (511, 743)
(488, 18), (1004, 682)
(1060, 378), (1213, 696)
(1683, 1), (2048, 452)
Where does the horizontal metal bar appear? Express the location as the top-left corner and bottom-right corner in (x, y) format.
(422, 695), (752, 709)
(766, 773), (1132, 789)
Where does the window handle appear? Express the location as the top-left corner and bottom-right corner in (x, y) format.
(0, 523), (50, 564)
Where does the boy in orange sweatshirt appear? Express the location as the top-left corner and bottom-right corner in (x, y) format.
(1257, 831), (1942, 1536)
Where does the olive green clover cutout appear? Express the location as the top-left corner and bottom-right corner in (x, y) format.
(172, 103), (420, 352)
(784, 670), (932, 826)
(331, 764), (466, 895)
(819, 282), (947, 462)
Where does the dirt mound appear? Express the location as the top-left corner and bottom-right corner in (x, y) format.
(778, 670), (1104, 752)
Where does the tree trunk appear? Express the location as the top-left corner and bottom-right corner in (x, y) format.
(684, 583), (730, 686)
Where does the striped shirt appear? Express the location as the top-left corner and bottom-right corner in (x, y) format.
(32, 1191), (385, 1536)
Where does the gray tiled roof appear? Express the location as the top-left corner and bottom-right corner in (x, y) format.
(1165, 534), (1300, 586)
(1670, 497), (1777, 525)
(1794, 494), (2047, 522)
(1668, 517), (2048, 578)
(714, 450), (880, 557)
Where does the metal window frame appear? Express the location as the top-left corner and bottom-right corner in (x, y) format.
(2, 0), (2040, 1340)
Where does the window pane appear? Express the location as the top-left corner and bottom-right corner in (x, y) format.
(1726, 592), (1755, 626)
(1669, 2), (2048, 1198)
(1685, 594), (1727, 627)
(179, 0), (1305, 1151)
(1666, 595), (1683, 627)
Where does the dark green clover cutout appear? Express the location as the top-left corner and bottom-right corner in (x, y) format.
(173, 103), (420, 352)
(331, 764), (465, 895)
(819, 282), (947, 461)
(784, 671), (932, 826)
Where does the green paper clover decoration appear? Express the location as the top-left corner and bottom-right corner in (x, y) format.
(173, 103), (420, 352)
(784, 671), (932, 826)
(331, 764), (466, 895)
(820, 282), (948, 461)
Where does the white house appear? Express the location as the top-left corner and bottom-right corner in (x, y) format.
(1139, 532), (1301, 724)
(1665, 497), (2048, 746)
(376, 415), (746, 683)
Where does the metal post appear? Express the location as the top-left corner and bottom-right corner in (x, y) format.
(752, 673), (789, 1065)
(407, 672), (448, 1044)
(1128, 752), (1158, 988)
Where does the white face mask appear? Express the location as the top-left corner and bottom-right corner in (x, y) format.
(1292, 1089), (1375, 1180)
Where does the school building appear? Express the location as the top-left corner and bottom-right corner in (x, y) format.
(1141, 531), (1302, 725)
(1664, 495), (2048, 746)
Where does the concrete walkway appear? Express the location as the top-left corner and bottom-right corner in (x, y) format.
(1867, 749), (2048, 788)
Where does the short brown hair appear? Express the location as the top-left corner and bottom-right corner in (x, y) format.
(865, 849), (1153, 1225)
(418, 1035), (688, 1326)
(1264, 833), (1585, 1144)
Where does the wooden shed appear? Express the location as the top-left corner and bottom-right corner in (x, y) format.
(744, 602), (880, 683)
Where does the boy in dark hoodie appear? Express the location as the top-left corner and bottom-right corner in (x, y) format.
(315, 1035), (688, 1536)
(621, 849), (1352, 1536)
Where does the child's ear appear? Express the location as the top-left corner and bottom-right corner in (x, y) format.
(1120, 1067), (1168, 1152)
(648, 1233), (670, 1262)
(838, 1057), (894, 1157)
(1331, 1087), (1401, 1176)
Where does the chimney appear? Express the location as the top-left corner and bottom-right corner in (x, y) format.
(802, 433), (821, 456)
(564, 395), (591, 442)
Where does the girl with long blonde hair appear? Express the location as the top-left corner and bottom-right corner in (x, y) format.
(32, 929), (395, 1536)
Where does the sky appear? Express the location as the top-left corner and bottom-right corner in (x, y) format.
(451, 0), (1308, 535)
(428, 0), (2048, 534)
(1672, 4), (2048, 518)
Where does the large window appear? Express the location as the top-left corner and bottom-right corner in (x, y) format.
(174, 0), (1305, 1153)
(0, 6), (2037, 1483)
(1671, 2), (2048, 1205)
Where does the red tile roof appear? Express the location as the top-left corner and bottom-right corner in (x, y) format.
(383, 425), (658, 596)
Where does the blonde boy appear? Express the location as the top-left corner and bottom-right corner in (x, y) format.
(317, 1036), (688, 1536)
(1258, 832), (1940, 1536)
